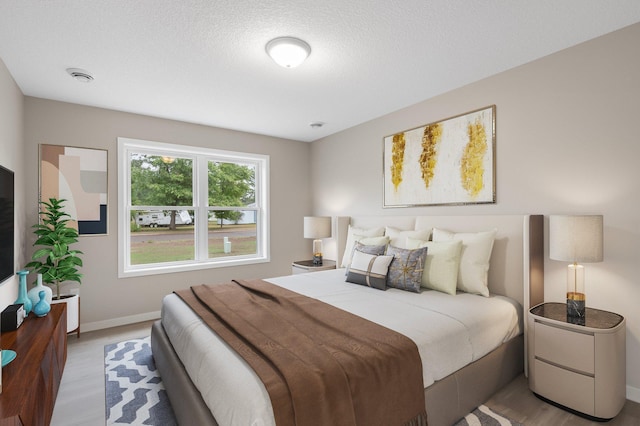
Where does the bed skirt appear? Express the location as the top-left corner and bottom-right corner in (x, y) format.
(150, 321), (523, 426)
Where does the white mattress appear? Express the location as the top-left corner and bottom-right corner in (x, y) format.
(161, 269), (522, 426)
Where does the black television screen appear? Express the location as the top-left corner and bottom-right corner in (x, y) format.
(0, 165), (14, 284)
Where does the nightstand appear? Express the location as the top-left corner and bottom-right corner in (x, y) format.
(291, 259), (336, 275)
(527, 302), (626, 420)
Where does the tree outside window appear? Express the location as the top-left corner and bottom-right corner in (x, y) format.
(118, 137), (269, 277)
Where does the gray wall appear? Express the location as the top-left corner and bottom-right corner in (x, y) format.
(310, 23), (640, 399)
(23, 97), (312, 330)
(0, 58), (25, 309)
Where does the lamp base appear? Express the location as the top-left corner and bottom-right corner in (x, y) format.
(312, 254), (323, 266)
(567, 292), (585, 319)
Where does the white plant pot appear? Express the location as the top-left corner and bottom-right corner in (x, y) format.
(50, 294), (79, 334)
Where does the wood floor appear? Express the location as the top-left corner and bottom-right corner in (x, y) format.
(51, 320), (156, 426)
(51, 321), (640, 425)
(486, 375), (640, 426)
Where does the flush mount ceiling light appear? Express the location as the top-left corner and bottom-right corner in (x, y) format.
(66, 68), (94, 83)
(265, 37), (311, 68)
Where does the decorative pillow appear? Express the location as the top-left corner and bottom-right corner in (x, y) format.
(341, 225), (385, 267)
(385, 245), (428, 293)
(342, 235), (390, 270)
(353, 241), (387, 256)
(344, 241), (389, 275)
(431, 228), (497, 297)
(384, 226), (432, 249)
(406, 238), (463, 295)
(345, 249), (394, 291)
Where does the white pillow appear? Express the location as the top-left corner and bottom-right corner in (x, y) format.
(431, 228), (497, 297)
(340, 225), (385, 267)
(384, 226), (431, 249)
(406, 238), (462, 295)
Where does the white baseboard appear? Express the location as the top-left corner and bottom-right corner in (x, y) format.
(627, 385), (640, 403)
(81, 311), (161, 333)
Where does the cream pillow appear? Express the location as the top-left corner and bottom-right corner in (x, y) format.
(340, 225), (385, 267)
(384, 226), (431, 249)
(406, 238), (462, 295)
(431, 228), (497, 297)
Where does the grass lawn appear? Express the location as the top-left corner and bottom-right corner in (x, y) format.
(130, 224), (257, 265)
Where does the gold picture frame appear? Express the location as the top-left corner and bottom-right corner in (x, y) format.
(383, 105), (496, 207)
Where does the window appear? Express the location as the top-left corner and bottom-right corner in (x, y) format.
(118, 137), (269, 277)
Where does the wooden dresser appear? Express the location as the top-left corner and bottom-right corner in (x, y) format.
(0, 304), (67, 425)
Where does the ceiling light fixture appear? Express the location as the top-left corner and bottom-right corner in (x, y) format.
(265, 37), (311, 68)
(309, 121), (325, 129)
(66, 68), (94, 83)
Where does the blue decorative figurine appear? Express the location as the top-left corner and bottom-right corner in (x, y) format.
(15, 270), (32, 315)
(33, 290), (51, 317)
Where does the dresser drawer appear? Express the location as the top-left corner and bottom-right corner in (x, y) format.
(534, 321), (594, 374)
(534, 359), (594, 415)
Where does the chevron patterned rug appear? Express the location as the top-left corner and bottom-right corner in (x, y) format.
(454, 404), (523, 426)
(104, 337), (177, 425)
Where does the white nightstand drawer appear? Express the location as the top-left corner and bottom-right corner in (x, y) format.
(292, 265), (308, 275)
(534, 359), (595, 416)
(535, 321), (594, 374)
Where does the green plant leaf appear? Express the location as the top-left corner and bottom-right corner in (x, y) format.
(27, 198), (83, 298)
(31, 248), (52, 260)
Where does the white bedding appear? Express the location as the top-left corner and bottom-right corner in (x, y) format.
(161, 268), (522, 426)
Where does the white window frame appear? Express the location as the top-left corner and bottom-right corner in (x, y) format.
(117, 137), (269, 278)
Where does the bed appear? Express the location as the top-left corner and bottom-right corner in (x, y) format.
(151, 214), (543, 426)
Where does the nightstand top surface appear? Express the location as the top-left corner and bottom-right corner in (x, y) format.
(530, 302), (623, 329)
(293, 259), (336, 268)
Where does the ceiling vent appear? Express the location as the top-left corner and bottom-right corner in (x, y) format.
(66, 68), (94, 83)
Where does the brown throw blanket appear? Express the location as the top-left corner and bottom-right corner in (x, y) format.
(175, 279), (427, 426)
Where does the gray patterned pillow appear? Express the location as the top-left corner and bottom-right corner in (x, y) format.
(353, 241), (387, 256)
(386, 245), (428, 293)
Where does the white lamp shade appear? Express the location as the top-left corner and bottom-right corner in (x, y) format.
(549, 215), (603, 263)
(266, 37), (311, 68)
(303, 216), (331, 239)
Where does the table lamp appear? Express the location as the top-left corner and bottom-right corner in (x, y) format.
(303, 216), (331, 265)
(549, 215), (603, 319)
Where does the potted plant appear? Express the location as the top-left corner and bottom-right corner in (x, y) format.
(26, 198), (83, 333)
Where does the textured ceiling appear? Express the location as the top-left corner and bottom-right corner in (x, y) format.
(1, 1), (640, 142)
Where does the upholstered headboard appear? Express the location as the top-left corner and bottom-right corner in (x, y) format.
(332, 215), (543, 310)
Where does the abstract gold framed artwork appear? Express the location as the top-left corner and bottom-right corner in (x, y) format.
(383, 106), (496, 207)
(39, 144), (108, 235)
